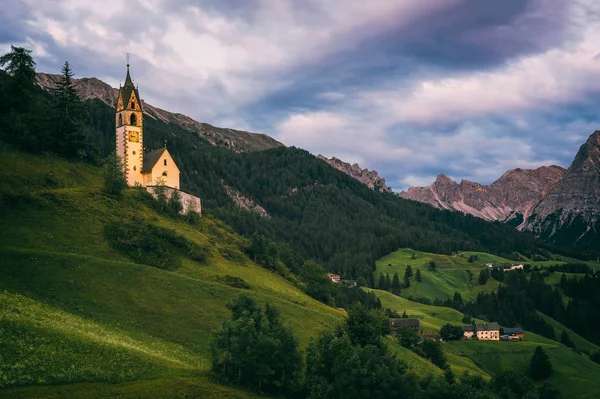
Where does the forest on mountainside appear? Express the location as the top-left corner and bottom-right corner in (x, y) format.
(0, 48), (584, 284)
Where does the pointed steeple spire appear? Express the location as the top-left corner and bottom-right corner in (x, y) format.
(124, 53), (134, 87)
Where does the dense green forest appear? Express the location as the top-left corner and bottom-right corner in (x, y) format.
(0, 47), (586, 285)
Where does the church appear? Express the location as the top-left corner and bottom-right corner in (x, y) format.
(115, 62), (180, 189)
(115, 62), (201, 215)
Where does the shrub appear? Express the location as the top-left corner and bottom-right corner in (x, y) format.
(215, 275), (250, 289)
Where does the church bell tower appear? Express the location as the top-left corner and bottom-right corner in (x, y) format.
(116, 57), (144, 186)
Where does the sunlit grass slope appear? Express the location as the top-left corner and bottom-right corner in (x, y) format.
(0, 148), (342, 398)
(375, 249), (500, 301)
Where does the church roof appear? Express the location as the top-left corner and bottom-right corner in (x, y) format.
(119, 66), (141, 109)
(142, 148), (166, 173)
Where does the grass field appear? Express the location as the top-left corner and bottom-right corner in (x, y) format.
(0, 148), (343, 398)
(375, 249), (500, 301)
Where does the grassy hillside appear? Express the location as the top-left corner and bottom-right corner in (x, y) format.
(374, 288), (600, 398)
(0, 148), (342, 398)
(375, 248), (500, 301)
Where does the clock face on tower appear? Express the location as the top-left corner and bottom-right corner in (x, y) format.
(128, 131), (140, 143)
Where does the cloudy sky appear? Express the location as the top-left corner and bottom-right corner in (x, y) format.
(3, 0), (600, 190)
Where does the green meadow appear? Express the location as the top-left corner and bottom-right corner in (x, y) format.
(0, 148), (342, 398)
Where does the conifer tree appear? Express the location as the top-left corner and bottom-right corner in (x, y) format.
(406, 265), (413, 277)
(0, 45), (36, 109)
(530, 346), (552, 380)
(415, 269), (422, 282)
(391, 273), (401, 295)
(560, 330), (574, 348)
(51, 61), (84, 156)
(385, 273), (391, 291)
(103, 152), (126, 196)
(403, 269), (411, 288)
(378, 274), (386, 289)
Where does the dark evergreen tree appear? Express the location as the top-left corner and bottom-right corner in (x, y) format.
(211, 294), (302, 394)
(406, 265), (413, 277)
(385, 273), (392, 291)
(0, 45), (36, 110)
(478, 269), (489, 285)
(51, 61), (84, 156)
(530, 346), (552, 380)
(378, 273), (386, 290)
(415, 269), (422, 282)
(428, 261), (437, 271)
(103, 152), (127, 196)
(391, 272), (401, 295)
(560, 330), (574, 348)
(403, 270), (411, 288)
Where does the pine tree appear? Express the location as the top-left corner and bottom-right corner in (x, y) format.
(51, 61), (84, 156)
(0, 45), (36, 109)
(378, 274), (386, 289)
(403, 269), (411, 288)
(560, 330), (574, 348)
(530, 346), (552, 380)
(406, 265), (413, 277)
(391, 273), (401, 295)
(385, 273), (391, 291)
(103, 152), (126, 196)
(415, 269), (422, 282)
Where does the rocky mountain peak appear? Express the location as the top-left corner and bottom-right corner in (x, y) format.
(522, 131), (600, 246)
(399, 165), (566, 224)
(35, 72), (283, 152)
(317, 155), (392, 192)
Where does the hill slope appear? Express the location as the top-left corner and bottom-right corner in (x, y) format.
(0, 148), (340, 398)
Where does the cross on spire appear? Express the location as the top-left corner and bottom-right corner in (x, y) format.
(126, 53), (130, 68)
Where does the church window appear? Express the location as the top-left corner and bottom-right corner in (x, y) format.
(164, 159), (167, 166)
(132, 151), (136, 155)
(118, 114), (123, 125)
(131, 101), (135, 109)
(162, 171), (168, 176)
(130, 114), (137, 125)
(133, 166), (136, 171)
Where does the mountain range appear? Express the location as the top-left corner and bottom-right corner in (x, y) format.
(399, 131), (600, 250)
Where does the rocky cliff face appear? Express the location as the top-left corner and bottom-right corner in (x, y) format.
(36, 73), (283, 152)
(317, 155), (392, 192)
(522, 131), (600, 247)
(399, 166), (566, 224)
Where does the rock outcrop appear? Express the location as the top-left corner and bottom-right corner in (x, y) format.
(36, 73), (283, 152)
(223, 183), (269, 217)
(317, 155), (392, 192)
(399, 166), (566, 225)
(522, 131), (600, 246)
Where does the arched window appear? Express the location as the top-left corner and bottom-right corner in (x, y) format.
(131, 102), (135, 109)
(133, 166), (136, 171)
(130, 113), (137, 126)
(162, 171), (168, 176)
(118, 114), (123, 126)
(164, 159), (167, 166)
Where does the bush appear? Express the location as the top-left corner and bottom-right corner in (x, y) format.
(104, 219), (209, 270)
(215, 275), (250, 289)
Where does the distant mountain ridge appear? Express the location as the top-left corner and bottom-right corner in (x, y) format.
(317, 155), (393, 192)
(399, 131), (600, 251)
(36, 73), (283, 152)
(399, 166), (566, 225)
